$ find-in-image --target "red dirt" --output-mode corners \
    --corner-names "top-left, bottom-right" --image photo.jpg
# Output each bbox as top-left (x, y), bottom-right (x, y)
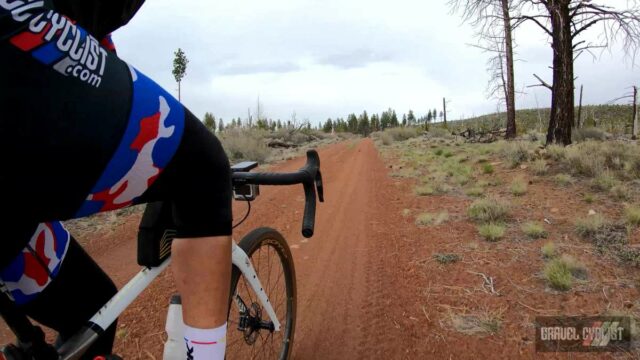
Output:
top-left (2, 138), bottom-right (639, 359)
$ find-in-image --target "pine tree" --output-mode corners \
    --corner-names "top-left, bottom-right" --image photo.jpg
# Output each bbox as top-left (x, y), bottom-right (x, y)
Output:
top-left (218, 119), bottom-right (224, 133)
top-left (407, 110), bottom-right (416, 126)
top-left (322, 118), bottom-right (333, 133)
top-left (402, 114), bottom-right (407, 127)
top-left (203, 112), bottom-right (216, 133)
top-left (390, 110), bottom-right (399, 127)
top-left (172, 48), bottom-right (189, 101)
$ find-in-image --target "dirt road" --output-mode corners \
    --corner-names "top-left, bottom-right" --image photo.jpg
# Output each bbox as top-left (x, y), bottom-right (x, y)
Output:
top-left (102, 138), bottom-right (419, 359)
top-left (1, 138), bottom-right (418, 359)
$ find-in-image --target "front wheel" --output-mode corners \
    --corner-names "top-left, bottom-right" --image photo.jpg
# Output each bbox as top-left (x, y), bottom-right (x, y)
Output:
top-left (227, 228), bottom-right (296, 360)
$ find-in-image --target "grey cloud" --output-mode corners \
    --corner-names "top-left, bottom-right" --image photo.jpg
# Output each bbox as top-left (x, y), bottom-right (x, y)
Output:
top-left (319, 48), bottom-right (393, 69)
top-left (217, 61), bottom-right (301, 75)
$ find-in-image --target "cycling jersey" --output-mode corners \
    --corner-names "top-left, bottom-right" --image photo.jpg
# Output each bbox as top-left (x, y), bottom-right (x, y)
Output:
top-left (0, 2), bottom-right (232, 356)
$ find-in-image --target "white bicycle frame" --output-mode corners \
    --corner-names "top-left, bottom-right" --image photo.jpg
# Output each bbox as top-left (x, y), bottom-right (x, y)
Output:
top-left (58, 241), bottom-right (280, 360)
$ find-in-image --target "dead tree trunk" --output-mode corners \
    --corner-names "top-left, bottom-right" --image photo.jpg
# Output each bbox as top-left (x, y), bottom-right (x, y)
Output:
top-left (546, 0), bottom-right (575, 145)
top-left (633, 86), bottom-right (638, 140)
top-left (501, 0), bottom-right (517, 139)
top-left (577, 84), bottom-right (583, 129)
top-left (443, 97), bottom-right (448, 127)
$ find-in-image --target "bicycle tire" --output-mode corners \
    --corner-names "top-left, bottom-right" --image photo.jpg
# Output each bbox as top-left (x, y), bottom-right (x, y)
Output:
top-left (227, 227), bottom-right (296, 360)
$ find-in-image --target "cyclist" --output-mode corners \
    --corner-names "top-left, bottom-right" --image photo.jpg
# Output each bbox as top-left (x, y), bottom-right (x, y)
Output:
top-left (1, 1), bottom-right (232, 359)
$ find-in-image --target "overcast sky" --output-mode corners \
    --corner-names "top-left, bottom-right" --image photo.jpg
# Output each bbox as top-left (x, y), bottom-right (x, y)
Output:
top-left (113, 0), bottom-right (640, 125)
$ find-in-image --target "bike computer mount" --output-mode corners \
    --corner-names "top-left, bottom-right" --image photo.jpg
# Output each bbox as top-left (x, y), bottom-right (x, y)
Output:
top-left (231, 161), bottom-right (260, 201)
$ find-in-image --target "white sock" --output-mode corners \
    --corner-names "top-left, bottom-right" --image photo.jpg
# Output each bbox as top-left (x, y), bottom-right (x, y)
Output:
top-left (183, 323), bottom-right (227, 360)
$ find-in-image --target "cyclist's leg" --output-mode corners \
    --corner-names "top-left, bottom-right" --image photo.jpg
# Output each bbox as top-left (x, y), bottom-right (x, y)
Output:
top-left (0, 222), bottom-right (118, 359)
top-left (138, 113), bottom-right (233, 359)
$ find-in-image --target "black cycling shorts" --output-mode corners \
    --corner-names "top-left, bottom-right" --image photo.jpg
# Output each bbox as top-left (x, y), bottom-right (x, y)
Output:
top-left (0, 2), bottom-right (232, 272)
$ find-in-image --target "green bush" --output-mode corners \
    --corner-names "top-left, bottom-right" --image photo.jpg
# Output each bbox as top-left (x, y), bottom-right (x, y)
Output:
top-left (468, 198), bottom-right (510, 223)
top-left (554, 174), bottom-right (575, 187)
top-left (510, 178), bottom-right (528, 196)
top-left (385, 127), bottom-right (420, 142)
top-left (482, 163), bottom-right (494, 174)
top-left (541, 242), bottom-right (556, 258)
top-left (610, 185), bottom-right (631, 201)
top-left (478, 223), bottom-right (506, 242)
top-left (575, 214), bottom-right (608, 239)
top-left (522, 222), bottom-right (548, 239)
top-left (573, 127), bottom-right (608, 142)
top-left (591, 171), bottom-right (617, 192)
top-left (625, 206), bottom-right (640, 227)
top-left (544, 258), bottom-right (574, 291)
top-left (531, 160), bottom-right (548, 175)
top-left (220, 128), bottom-right (271, 163)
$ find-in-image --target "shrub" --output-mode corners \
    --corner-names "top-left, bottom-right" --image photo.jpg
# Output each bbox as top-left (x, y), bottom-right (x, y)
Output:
top-left (428, 127), bottom-right (452, 139)
top-left (625, 206), bottom-right (640, 227)
top-left (385, 127), bottom-right (420, 142)
top-left (478, 223), bottom-right (506, 242)
top-left (433, 253), bottom-right (460, 264)
top-left (482, 163), bottom-right (494, 174)
top-left (546, 145), bottom-right (566, 161)
top-left (610, 185), bottom-right (631, 201)
top-left (510, 178), bottom-right (528, 196)
top-left (415, 211), bottom-right (450, 226)
top-left (541, 242), bottom-right (556, 258)
top-left (575, 214), bottom-right (608, 239)
top-left (554, 174), bottom-right (575, 187)
top-left (468, 198), bottom-right (510, 223)
top-left (531, 160), bottom-right (548, 175)
top-left (435, 149), bottom-right (444, 156)
top-left (564, 144), bottom-right (604, 177)
top-left (500, 141), bottom-right (533, 168)
top-left (220, 129), bottom-right (270, 163)
top-left (560, 254), bottom-right (588, 280)
top-left (583, 194), bottom-right (595, 203)
top-left (591, 171), bottom-right (617, 192)
top-left (522, 222), bottom-right (548, 239)
top-left (443, 151), bottom-right (454, 158)
top-left (465, 186), bottom-right (485, 197)
top-left (573, 127), bottom-right (607, 142)
top-left (415, 185), bottom-right (435, 196)
top-left (380, 132), bottom-right (393, 145)
top-left (544, 258), bottom-right (574, 291)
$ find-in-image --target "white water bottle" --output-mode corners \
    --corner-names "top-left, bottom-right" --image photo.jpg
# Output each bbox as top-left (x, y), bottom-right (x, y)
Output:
top-left (163, 294), bottom-right (185, 360)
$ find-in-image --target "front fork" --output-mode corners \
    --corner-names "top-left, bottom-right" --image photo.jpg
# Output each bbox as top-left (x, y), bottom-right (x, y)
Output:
top-left (231, 243), bottom-right (281, 332)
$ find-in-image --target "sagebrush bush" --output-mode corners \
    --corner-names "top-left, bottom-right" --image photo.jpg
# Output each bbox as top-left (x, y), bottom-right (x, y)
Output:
top-left (465, 186), bottom-right (485, 197)
top-left (575, 214), bottom-right (608, 239)
top-left (531, 160), bottom-right (548, 175)
top-left (546, 145), bottom-right (566, 161)
top-left (541, 242), bottom-right (556, 258)
top-left (510, 178), bottom-right (528, 196)
top-left (625, 206), bottom-right (640, 227)
top-left (610, 185), bottom-right (631, 201)
top-left (522, 222), bottom-right (548, 239)
top-left (500, 141), bottom-right (533, 168)
top-left (380, 132), bottom-right (393, 145)
top-left (572, 127), bottom-right (608, 142)
top-left (468, 198), bottom-right (509, 223)
top-left (554, 174), bottom-right (575, 187)
top-left (591, 171), bottom-right (617, 192)
top-left (220, 129), bottom-right (270, 163)
top-left (478, 223), bottom-right (506, 242)
top-left (385, 127), bottom-right (420, 142)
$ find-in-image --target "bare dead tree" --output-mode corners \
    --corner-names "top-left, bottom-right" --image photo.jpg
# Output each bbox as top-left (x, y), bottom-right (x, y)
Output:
top-left (450, 0), bottom-right (518, 139)
top-left (515, 0), bottom-right (640, 145)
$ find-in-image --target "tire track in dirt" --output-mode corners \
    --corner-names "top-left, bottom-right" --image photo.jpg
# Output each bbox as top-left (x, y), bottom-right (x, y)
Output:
top-left (0, 138), bottom-right (410, 359)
